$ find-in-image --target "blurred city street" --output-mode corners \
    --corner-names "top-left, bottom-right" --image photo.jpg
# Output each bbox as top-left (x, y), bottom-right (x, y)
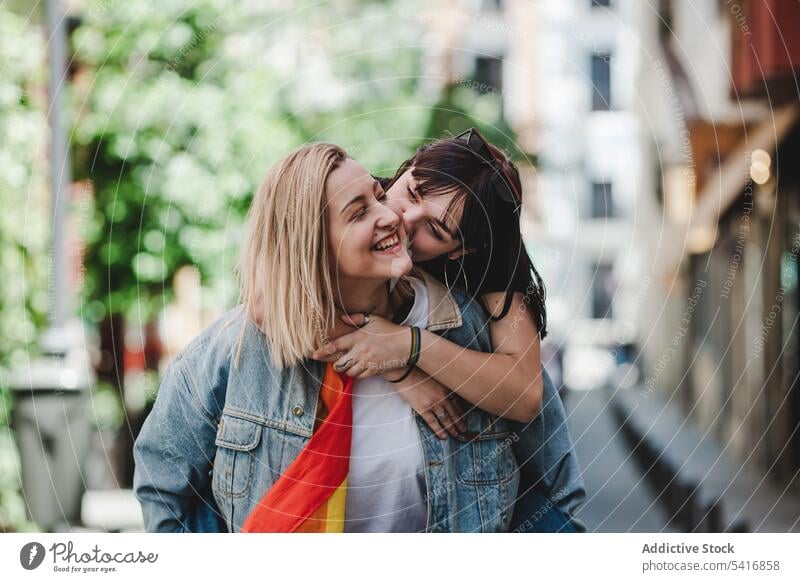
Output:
top-left (567, 389), bottom-right (675, 533)
top-left (3, 0), bottom-right (800, 535)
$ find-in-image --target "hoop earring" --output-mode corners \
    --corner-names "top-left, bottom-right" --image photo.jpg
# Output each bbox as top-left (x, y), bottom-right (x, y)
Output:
top-left (444, 255), bottom-right (469, 297)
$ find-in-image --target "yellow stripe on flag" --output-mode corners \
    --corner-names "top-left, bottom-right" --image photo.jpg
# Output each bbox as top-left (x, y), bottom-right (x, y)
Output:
top-left (324, 478), bottom-right (348, 533)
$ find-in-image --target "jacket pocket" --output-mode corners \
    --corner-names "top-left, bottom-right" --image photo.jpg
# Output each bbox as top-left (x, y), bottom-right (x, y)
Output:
top-left (454, 428), bottom-right (518, 486)
top-left (212, 413), bottom-right (262, 499)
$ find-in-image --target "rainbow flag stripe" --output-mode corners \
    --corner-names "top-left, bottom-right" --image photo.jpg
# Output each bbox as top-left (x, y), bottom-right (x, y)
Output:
top-left (242, 364), bottom-right (352, 533)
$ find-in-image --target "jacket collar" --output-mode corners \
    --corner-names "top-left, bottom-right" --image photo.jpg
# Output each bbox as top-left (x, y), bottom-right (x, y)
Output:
top-left (412, 267), bottom-right (463, 332)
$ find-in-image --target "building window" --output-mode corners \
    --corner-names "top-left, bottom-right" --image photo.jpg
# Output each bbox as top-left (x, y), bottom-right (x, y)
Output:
top-left (473, 56), bottom-right (504, 93)
top-left (591, 0), bottom-right (611, 7)
top-left (591, 263), bottom-right (614, 319)
top-left (481, 0), bottom-right (504, 11)
top-left (591, 53), bottom-right (612, 111)
top-left (657, 0), bottom-right (674, 41)
top-left (591, 182), bottom-right (615, 218)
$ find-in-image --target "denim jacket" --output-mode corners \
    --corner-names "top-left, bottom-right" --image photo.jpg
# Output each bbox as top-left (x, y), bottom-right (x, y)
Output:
top-left (428, 271), bottom-right (586, 532)
top-left (133, 270), bottom-right (584, 532)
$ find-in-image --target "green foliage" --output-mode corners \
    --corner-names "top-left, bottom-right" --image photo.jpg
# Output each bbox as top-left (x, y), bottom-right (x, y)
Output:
top-left (88, 381), bottom-right (124, 431)
top-left (0, 427), bottom-right (30, 532)
top-left (73, 0), bottom-right (261, 321)
top-left (0, 8), bottom-right (49, 387)
top-left (72, 0), bottom-right (429, 321)
top-left (422, 82), bottom-right (524, 160)
top-left (0, 5), bottom-right (48, 532)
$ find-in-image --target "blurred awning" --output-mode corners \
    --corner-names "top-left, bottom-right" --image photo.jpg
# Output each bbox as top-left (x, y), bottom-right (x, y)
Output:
top-left (687, 103), bottom-right (800, 253)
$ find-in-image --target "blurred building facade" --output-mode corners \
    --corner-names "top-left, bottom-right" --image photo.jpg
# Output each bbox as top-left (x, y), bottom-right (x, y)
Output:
top-left (415, 0), bottom-right (652, 391)
top-left (423, 0), bottom-right (800, 490)
top-left (637, 0), bottom-right (800, 483)
top-left (529, 0), bottom-right (649, 391)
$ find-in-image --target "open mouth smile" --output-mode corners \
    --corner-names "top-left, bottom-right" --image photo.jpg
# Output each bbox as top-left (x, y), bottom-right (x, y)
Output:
top-left (371, 233), bottom-right (401, 254)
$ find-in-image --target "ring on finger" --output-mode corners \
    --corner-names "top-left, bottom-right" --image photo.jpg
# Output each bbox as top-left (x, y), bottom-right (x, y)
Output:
top-left (334, 358), bottom-right (354, 372)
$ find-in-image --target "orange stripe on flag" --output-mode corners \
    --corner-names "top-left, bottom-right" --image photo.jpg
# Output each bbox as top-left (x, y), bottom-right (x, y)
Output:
top-left (242, 364), bottom-right (352, 533)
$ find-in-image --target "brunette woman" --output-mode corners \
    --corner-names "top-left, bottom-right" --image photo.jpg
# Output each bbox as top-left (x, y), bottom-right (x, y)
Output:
top-left (313, 129), bottom-right (585, 532)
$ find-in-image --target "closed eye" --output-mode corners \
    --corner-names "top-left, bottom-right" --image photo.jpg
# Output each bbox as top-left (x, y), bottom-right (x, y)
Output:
top-left (428, 221), bottom-right (444, 241)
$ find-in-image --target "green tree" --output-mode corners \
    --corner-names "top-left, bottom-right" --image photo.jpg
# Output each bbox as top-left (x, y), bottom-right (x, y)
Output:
top-left (71, 0), bottom-right (430, 485)
top-left (72, 0), bottom-right (428, 323)
top-left (71, 0), bottom-right (283, 323)
top-left (0, 5), bottom-right (49, 532)
top-left (423, 82), bottom-right (526, 160)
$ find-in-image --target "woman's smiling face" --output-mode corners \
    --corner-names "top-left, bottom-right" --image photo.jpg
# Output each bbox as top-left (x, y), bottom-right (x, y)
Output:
top-left (384, 168), bottom-right (464, 262)
top-left (326, 157), bottom-right (412, 281)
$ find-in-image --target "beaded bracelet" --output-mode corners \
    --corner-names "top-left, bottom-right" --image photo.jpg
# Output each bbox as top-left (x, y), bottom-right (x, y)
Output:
top-left (408, 326), bottom-right (421, 367)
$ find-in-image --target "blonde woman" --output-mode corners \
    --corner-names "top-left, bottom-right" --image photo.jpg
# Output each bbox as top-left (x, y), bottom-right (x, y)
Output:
top-left (133, 143), bottom-right (523, 532)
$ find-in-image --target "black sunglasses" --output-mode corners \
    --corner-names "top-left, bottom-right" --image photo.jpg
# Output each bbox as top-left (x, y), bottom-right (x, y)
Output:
top-left (453, 128), bottom-right (521, 213)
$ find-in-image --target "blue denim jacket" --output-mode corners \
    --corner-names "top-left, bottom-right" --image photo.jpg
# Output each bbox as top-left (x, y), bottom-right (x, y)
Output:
top-left (133, 270), bottom-right (584, 532)
top-left (434, 273), bottom-right (586, 532)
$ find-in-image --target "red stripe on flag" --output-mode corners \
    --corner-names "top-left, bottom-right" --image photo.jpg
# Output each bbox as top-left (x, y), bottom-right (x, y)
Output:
top-left (242, 367), bottom-right (352, 532)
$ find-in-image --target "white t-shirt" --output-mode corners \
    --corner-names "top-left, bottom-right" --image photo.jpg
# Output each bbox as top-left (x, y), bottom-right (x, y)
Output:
top-left (343, 277), bottom-right (429, 533)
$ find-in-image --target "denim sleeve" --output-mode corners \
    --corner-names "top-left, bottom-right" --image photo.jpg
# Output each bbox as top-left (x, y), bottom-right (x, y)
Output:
top-left (511, 368), bottom-right (587, 532)
top-left (133, 355), bottom-right (221, 532)
top-left (442, 288), bottom-right (587, 530)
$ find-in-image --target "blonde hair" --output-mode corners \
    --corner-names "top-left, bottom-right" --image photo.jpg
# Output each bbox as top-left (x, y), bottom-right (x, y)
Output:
top-left (236, 143), bottom-right (346, 369)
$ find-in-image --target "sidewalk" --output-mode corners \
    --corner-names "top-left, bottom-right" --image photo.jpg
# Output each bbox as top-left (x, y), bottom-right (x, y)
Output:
top-left (610, 386), bottom-right (800, 532)
top-left (565, 388), bottom-right (675, 532)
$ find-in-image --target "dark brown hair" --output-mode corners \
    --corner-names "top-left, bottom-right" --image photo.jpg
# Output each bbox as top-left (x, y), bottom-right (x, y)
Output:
top-left (387, 135), bottom-right (547, 337)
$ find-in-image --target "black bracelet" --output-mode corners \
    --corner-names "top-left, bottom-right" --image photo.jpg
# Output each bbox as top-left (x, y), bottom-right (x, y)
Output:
top-left (388, 327), bottom-right (421, 384)
top-left (388, 365), bottom-right (413, 383)
top-left (408, 326), bottom-right (421, 367)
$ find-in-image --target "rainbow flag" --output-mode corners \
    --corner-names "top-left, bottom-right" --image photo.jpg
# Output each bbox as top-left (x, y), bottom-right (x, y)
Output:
top-left (242, 364), bottom-right (353, 533)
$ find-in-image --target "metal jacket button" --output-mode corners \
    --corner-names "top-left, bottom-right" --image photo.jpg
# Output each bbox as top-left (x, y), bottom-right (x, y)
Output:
top-left (292, 405), bottom-right (304, 417)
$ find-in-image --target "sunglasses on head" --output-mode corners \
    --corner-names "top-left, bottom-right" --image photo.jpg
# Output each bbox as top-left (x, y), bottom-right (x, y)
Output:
top-left (453, 128), bottom-right (521, 213)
